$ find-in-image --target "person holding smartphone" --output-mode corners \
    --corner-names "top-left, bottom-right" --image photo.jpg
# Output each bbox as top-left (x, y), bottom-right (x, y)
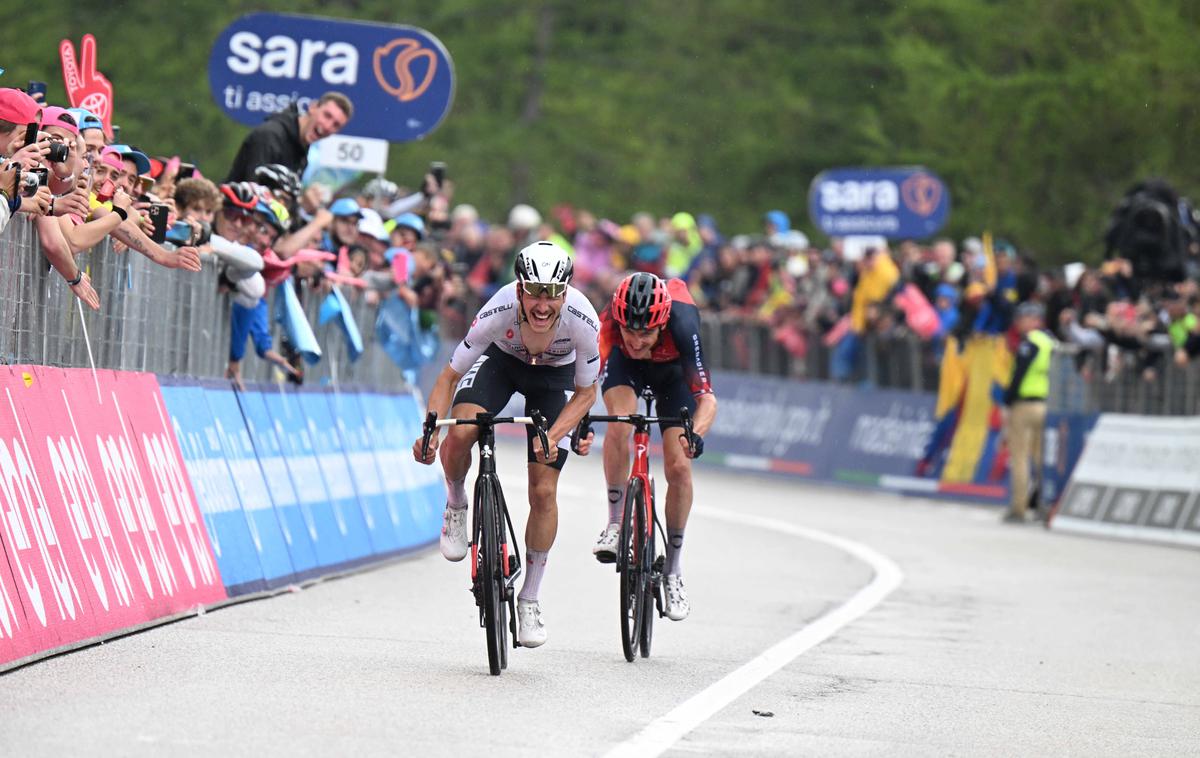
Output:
top-left (17, 105), bottom-right (105, 311)
top-left (0, 88), bottom-right (52, 170)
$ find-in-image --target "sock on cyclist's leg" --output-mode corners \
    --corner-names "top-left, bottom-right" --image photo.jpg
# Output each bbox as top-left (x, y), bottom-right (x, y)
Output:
top-left (518, 550), bottom-right (549, 602)
top-left (446, 476), bottom-right (467, 510)
top-left (665, 528), bottom-right (685, 576)
top-left (606, 484), bottom-right (625, 525)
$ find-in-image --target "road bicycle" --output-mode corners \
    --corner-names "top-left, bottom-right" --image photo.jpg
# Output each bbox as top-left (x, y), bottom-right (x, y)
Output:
top-left (572, 391), bottom-right (697, 661)
top-left (422, 410), bottom-right (549, 676)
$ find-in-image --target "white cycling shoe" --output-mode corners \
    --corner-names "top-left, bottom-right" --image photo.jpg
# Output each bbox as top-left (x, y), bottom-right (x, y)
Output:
top-left (517, 599), bottom-right (547, 647)
top-left (439, 506), bottom-right (469, 562)
top-left (592, 523), bottom-right (620, 564)
top-left (664, 575), bottom-right (690, 621)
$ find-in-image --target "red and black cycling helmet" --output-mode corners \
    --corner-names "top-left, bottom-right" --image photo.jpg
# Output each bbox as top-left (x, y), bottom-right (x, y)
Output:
top-left (219, 181), bottom-right (258, 212)
top-left (612, 272), bottom-right (672, 330)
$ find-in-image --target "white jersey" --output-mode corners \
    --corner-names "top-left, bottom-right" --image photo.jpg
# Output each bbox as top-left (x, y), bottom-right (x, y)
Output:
top-left (450, 282), bottom-right (602, 388)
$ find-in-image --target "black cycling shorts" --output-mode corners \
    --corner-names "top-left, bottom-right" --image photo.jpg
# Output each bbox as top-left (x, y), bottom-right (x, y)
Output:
top-left (452, 344), bottom-right (573, 470)
top-left (600, 346), bottom-right (696, 430)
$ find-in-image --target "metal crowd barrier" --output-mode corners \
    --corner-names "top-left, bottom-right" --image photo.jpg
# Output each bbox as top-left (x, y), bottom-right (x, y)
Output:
top-left (698, 314), bottom-right (939, 392)
top-left (1048, 343), bottom-right (1200, 416)
top-left (0, 216), bottom-right (408, 389)
top-left (5, 216), bottom-right (1194, 413)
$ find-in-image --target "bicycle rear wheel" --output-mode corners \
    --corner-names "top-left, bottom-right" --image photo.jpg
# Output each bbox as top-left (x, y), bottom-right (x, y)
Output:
top-left (618, 478), bottom-right (646, 662)
top-left (478, 478), bottom-right (505, 675)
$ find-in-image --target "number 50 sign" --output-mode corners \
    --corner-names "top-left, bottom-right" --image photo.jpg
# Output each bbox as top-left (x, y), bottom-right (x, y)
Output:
top-left (315, 134), bottom-right (390, 174)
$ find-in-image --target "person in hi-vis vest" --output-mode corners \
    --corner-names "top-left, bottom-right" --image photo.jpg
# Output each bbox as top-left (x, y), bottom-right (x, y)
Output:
top-left (1003, 301), bottom-right (1056, 523)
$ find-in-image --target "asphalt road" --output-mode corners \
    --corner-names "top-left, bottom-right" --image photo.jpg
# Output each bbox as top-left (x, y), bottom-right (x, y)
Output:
top-left (2, 438), bottom-right (1197, 757)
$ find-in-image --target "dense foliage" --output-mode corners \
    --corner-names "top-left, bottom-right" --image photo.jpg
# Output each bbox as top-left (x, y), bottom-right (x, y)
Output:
top-left (4, 0), bottom-right (1197, 261)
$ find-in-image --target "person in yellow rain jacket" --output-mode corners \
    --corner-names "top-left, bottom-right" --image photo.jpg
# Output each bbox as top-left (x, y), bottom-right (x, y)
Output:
top-left (832, 244), bottom-right (901, 381)
top-left (850, 246), bottom-right (901, 332)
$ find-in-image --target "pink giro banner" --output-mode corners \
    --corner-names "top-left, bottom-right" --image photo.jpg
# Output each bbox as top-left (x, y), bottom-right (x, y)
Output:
top-left (0, 366), bottom-right (224, 666)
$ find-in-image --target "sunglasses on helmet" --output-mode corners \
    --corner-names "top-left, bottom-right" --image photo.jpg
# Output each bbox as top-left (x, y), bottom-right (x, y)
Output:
top-left (521, 281), bottom-right (567, 298)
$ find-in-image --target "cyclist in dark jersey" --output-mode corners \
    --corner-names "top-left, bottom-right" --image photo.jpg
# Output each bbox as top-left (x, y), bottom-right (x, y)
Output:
top-left (574, 272), bottom-right (717, 621)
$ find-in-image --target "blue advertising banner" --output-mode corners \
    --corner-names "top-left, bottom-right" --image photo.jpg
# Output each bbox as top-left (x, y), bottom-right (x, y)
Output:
top-left (1043, 411), bottom-right (1099, 505)
top-left (327, 390), bottom-right (407, 553)
top-left (236, 388), bottom-right (320, 577)
top-left (704, 373), bottom-right (843, 478)
top-left (208, 13), bottom-right (455, 143)
top-left (808, 167), bottom-right (950, 239)
top-left (202, 387), bottom-right (296, 589)
top-left (295, 392), bottom-right (376, 560)
top-left (370, 392), bottom-right (443, 537)
top-left (358, 393), bottom-right (429, 540)
top-left (823, 388), bottom-right (938, 483)
top-left (262, 389), bottom-right (349, 569)
top-left (160, 385), bottom-right (266, 594)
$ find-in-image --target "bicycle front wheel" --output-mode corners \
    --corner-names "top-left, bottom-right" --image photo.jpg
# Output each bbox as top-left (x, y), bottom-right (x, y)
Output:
top-left (638, 500), bottom-right (657, 659)
top-left (618, 478), bottom-right (646, 662)
top-left (478, 477), bottom-right (505, 675)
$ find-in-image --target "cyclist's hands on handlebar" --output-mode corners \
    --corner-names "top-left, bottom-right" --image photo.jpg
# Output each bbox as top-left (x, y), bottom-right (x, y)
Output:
top-left (570, 415), bottom-right (594, 456)
top-left (678, 430), bottom-right (704, 459)
top-left (677, 406), bottom-right (704, 459)
top-left (530, 410), bottom-right (558, 464)
top-left (414, 411), bottom-right (440, 464)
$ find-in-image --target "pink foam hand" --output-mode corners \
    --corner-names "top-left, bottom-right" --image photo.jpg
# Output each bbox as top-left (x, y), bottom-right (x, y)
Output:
top-left (261, 249), bottom-right (289, 271)
top-left (293, 249), bottom-right (338, 264)
top-left (59, 35), bottom-right (114, 138)
top-left (324, 272), bottom-right (367, 288)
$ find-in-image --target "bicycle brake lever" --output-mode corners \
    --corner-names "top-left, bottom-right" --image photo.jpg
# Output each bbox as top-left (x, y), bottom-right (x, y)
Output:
top-left (679, 407), bottom-right (697, 457)
top-left (421, 411), bottom-right (438, 460)
top-left (530, 409), bottom-right (550, 459)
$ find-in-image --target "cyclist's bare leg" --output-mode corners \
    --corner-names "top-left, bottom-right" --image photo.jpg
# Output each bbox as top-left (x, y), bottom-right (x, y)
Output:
top-left (662, 426), bottom-right (693, 576)
top-left (439, 402), bottom-right (484, 506)
top-left (662, 426), bottom-right (694, 529)
top-left (519, 462), bottom-right (560, 602)
top-left (602, 386), bottom-right (638, 523)
top-left (525, 462), bottom-right (560, 551)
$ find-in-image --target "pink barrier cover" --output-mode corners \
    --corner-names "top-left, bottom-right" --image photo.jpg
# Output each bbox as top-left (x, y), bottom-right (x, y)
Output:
top-left (0, 366), bottom-right (225, 666)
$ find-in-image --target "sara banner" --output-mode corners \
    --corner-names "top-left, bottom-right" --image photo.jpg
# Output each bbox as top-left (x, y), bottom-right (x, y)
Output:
top-left (208, 13), bottom-right (455, 143)
top-left (809, 167), bottom-right (950, 239)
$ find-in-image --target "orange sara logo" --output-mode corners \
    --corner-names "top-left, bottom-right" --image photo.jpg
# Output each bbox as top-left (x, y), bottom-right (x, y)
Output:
top-left (901, 172), bottom-right (943, 217)
top-left (373, 38), bottom-right (437, 102)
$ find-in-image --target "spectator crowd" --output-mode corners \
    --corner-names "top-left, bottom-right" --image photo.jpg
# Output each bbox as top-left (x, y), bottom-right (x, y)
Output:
top-left (2, 82), bottom-right (1198, 393)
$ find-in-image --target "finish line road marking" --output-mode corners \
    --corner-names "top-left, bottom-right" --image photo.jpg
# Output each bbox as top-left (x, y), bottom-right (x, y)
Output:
top-left (603, 506), bottom-right (904, 758)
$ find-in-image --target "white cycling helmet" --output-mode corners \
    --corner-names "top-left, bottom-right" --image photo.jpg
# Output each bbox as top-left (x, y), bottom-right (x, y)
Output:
top-left (508, 203), bottom-right (543, 230)
top-left (514, 240), bottom-right (573, 287)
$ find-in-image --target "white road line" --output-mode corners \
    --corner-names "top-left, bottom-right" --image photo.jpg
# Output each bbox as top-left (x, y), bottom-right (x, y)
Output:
top-left (603, 506), bottom-right (904, 758)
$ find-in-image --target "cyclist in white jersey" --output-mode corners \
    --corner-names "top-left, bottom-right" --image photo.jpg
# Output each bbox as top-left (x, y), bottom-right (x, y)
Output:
top-left (413, 240), bottom-right (600, 647)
